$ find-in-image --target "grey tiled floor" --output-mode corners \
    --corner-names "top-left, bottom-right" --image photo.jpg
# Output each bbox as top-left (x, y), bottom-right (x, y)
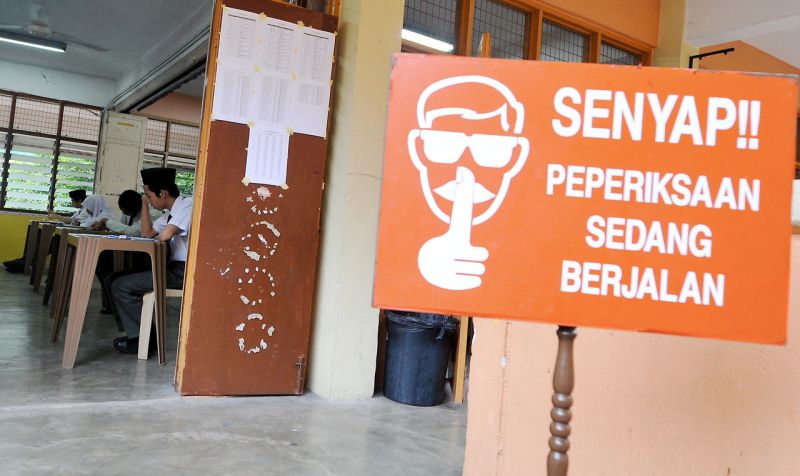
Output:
top-left (0, 269), bottom-right (466, 475)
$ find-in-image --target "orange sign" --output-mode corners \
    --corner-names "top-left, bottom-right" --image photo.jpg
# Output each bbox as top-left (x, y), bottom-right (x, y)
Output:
top-left (373, 54), bottom-right (798, 344)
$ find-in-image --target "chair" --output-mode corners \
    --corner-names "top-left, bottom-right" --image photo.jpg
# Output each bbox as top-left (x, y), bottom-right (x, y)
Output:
top-left (138, 288), bottom-right (183, 360)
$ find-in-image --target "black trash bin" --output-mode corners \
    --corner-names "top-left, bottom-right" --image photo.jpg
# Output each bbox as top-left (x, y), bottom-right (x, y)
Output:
top-left (383, 310), bottom-right (458, 406)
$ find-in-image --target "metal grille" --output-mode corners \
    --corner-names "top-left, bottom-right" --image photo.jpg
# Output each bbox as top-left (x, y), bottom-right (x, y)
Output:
top-left (61, 105), bottom-right (101, 141)
top-left (403, 0), bottom-right (459, 47)
top-left (53, 141), bottom-right (96, 212)
top-left (13, 97), bottom-right (60, 135)
top-left (601, 42), bottom-right (641, 65)
top-left (472, 0), bottom-right (528, 59)
top-left (540, 20), bottom-right (588, 63)
top-left (168, 123), bottom-right (200, 156)
top-left (0, 93), bottom-right (11, 129)
top-left (145, 119), bottom-right (168, 151)
top-left (3, 134), bottom-right (55, 211)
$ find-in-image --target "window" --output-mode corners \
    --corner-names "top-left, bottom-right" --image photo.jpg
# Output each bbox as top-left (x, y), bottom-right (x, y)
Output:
top-left (540, 20), bottom-right (588, 63)
top-left (601, 41), bottom-right (642, 65)
top-left (141, 117), bottom-right (199, 196)
top-left (472, 0), bottom-right (529, 59)
top-left (403, 0), bottom-right (460, 53)
top-left (0, 91), bottom-right (100, 212)
top-left (402, 1), bottom-right (650, 64)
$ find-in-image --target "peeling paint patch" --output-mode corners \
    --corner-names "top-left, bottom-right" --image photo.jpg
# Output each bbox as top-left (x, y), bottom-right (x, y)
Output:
top-left (247, 278), bottom-right (253, 284)
top-left (247, 313), bottom-right (263, 320)
top-left (250, 205), bottom-right (257, 213)
top-left (245, 268), bottom-right (250, 273)
top-left (246, 196), bottom-right (253, 202)
top-left (270, 291), bottom-right (275, 297)
top-left (235, 323), bottom-right (245, 331)
top-left (244, 250), bottom-right (261, 261)
top-left (240, 295), bottom-right (250, 304)
top-left (256, 186), bottom-right (271, 200)
top-left (242, 177), bottom-right (251, 186)
top-left (220, 267), bottom-right (230, 276)
top-left (238, 338), bottom-right (245, 351)
top-left (254, 221), bottom-right (281, 237)
top-left (259, 339), bottom-right (268, 350)
top-left (268, 326), bottom-right (275, 336)
top-left (257, 234), bottom-right (269, 246)
top-left (280, 183), bottom-right (289, 190)
top-left (238, 278), bottom-right (242, 284)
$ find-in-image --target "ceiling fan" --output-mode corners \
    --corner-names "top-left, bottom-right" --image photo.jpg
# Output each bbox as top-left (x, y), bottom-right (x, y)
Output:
top-left (0, 0), bottom-right (108, 52)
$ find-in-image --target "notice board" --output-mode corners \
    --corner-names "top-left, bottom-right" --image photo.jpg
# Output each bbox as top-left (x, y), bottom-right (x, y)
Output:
top-left (177, 0), bottom-right (337, 395)
top-left (374, 54), bottom-right (798, 345)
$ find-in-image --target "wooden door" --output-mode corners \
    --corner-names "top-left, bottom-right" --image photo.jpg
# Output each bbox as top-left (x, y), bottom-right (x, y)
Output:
top-left (176, 0), bottom-right (337, 395)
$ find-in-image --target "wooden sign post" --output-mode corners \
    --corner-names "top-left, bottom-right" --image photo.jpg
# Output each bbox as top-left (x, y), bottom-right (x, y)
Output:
top-left (373, 54), bottom-right (797, 473)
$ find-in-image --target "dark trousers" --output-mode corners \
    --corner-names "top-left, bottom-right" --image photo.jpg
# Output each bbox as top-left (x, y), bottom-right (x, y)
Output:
top-left (106, 261), bottom-right (185, 338)
top-left (97, 251), bottom-right (152, 330)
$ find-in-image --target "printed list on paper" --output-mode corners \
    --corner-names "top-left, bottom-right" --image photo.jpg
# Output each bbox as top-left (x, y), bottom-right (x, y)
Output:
top-left (211, 7), bottom-right (335, 138)
top-left (246, 125), bottom-right (290, 186)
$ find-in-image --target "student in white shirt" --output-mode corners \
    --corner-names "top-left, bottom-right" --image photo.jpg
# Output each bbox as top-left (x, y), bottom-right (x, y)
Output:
top-left (91, 190), bottom-right (163, 235)
top-left (107, 168), bottom-right (194, 354)
top-left (93, 190), bottom-right (163, 315)
top-left (47, 189), bottom-right (87, 224)
top-left (73, 195), bottom-right (115, 228)
top-left (6, 189), bottom-right (86, 273)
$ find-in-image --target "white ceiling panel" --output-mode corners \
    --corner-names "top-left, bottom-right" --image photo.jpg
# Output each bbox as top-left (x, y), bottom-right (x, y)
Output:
top-left (0, 0), bottom-right (211, 79)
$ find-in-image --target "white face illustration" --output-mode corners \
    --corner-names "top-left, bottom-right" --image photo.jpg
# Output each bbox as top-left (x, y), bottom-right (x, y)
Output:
top-left (408, 76), bottom-right (530, 226)
top-left (409, 76), bottom-right (530, 291)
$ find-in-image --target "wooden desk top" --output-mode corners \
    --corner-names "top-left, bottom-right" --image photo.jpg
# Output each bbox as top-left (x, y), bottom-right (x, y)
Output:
top-left (65, 234), bottom-right (161, 252)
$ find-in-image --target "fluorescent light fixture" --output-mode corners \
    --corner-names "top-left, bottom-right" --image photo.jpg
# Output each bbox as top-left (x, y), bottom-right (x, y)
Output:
top-left (0, 32), bottom-right (66, 53)
top-left (401, 29), bottom-right (454, 53)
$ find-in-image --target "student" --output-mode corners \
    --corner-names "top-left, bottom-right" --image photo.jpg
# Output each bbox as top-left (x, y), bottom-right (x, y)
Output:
top-left (90, 190), bottom-right (163, 235)
top-left (106, 168), bottom-right (193, 354)
top-left (73, 195), bottom-right (115, 228)
top-left (47, 189), bottom-right (87, 225)
top-left (93, 190), bottom-right (163, 315)
top-left (4, 189), bottom-right (87, 273)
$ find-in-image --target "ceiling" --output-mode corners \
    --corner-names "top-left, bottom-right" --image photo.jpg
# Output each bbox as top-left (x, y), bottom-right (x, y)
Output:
top-left (0, 0), bottom-right (211, 81)
top-left (685, 0), bottom-right (800, 68)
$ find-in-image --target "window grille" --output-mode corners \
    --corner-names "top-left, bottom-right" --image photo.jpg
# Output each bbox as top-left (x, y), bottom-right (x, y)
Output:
top-left (601, 41), bottom-right (642, 65)
top-left (403, 0), bottom-right (460, 50)
top-left (142, 117), bottom-right (199, 195)
top-left (168, 123), bottom-right (200, 157)
top-left (0, 93), bottom-right (11, 129)
top-left (13, 98), bottom-right (60, 135)
top-left (472, 0), bottom-right (528, 59)
top-left (145, 119), bottom-right (168, 151)
top-left (61, 105), bottom-right (101, 141)
top-left (540, 20), bottom-right (588, 63)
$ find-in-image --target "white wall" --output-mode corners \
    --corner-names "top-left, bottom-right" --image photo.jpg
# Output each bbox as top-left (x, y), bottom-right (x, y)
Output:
top-left (0, 60), bottom-right (115, 106)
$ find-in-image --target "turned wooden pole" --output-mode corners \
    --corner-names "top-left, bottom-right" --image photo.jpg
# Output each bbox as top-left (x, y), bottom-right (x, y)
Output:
top-left (547, 326), bottom-right (576, 476)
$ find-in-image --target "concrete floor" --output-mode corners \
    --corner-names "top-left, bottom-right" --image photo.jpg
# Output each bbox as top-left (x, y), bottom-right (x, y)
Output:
top-left (0, 269), bottom-right (466, 475)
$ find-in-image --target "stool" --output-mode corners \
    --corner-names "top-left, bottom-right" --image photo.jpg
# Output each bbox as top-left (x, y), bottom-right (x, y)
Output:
top-left (138, 288), bottom-right (183, 360)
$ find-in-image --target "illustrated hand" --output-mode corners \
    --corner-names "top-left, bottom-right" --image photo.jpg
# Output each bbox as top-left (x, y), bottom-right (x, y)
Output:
top-left (417, 167), bottom-right (489, 291)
